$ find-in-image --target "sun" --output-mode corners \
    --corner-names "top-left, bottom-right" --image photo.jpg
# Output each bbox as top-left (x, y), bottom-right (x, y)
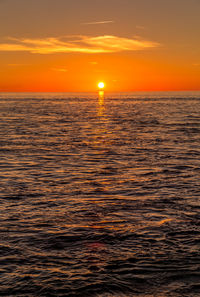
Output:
top-left (98, 82), bottom-right (105, 89)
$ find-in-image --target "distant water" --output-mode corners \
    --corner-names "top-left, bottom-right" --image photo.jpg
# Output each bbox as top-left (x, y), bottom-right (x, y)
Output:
top-left (1, 91), bottom-right (200, 297)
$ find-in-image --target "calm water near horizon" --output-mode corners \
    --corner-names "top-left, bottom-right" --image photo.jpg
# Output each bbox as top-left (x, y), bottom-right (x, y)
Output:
top-left (0, 91), bottom-right (200, 296)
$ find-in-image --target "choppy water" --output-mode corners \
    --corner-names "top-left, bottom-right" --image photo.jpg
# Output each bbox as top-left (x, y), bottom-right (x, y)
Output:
top-left (0, 91), bottom-right (200, 297)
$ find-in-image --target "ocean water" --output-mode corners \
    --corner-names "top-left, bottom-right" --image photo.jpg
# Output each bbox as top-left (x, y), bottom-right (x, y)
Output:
top-left (0, 91), bottom-right (200, 297)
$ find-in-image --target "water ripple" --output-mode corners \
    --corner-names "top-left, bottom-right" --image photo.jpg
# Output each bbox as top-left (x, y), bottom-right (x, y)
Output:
top-left (0, 93), bottom-right (200, 296)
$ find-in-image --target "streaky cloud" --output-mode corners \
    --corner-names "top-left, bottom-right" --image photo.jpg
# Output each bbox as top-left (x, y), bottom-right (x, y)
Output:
top-left (82, 20), bottom-right (114, 25)
top-left (136, 25), bottom-right (145, 30)
top-left (51, 68), bottom-right (68, 72)
top-left (0, 35), bottom-right (160, 54)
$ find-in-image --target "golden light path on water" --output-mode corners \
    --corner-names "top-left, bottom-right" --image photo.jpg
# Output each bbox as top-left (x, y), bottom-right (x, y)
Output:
top-left (98, 90), bottom-right (105, 117)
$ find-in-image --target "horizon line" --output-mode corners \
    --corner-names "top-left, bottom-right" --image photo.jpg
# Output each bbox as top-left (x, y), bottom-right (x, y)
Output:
top-left (0, 90), bottom-right (200, 93)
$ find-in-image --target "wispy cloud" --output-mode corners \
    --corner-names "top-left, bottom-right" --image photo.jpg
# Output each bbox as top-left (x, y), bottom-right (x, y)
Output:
top-left (136, 25), bottom-right (145, 30)
top-left (51, 68), bottom-right (68, 72)
top-left (82, 20), bottom-right (114, 25)
top-left (0, 35), bottom-right (160, 54)
top-left (8, 63), bottom-right (26, 66)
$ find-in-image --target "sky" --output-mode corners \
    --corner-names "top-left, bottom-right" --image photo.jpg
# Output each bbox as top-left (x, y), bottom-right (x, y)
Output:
top-left (0, 0), bottom-right (199, 92)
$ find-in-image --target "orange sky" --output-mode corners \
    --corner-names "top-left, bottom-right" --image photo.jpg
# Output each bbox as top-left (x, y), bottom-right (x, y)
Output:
top-left (0, 0), bottom-right (199, 92)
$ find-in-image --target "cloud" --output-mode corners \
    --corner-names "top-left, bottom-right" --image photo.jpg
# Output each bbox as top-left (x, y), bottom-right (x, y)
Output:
top-left (82, 20), bottom-right (114, 25)
top-left (136, 25), bottom-right (145, 30)
top-left (52, 68), bottom-right (68, 72)
top-left (0, 35), bottom-right (160, 54)
top-left (8, 63), bottom-right (25, 66)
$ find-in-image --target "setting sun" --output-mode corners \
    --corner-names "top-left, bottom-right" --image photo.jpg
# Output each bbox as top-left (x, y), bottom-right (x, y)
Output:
top-left (98, 82), bottom-right (105, 89)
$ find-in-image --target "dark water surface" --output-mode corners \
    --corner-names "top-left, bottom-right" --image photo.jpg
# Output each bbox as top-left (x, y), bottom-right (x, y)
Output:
top-left (0, 92), bottom-right (200, 296)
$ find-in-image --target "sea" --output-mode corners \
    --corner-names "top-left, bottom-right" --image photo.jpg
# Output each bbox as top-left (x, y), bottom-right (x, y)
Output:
top-left (0, 91), bottom-right (200, 297)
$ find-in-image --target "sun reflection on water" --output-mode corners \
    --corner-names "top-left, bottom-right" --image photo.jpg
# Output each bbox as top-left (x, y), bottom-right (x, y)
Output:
top-left (98, 90), bottom-right (105, 117)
